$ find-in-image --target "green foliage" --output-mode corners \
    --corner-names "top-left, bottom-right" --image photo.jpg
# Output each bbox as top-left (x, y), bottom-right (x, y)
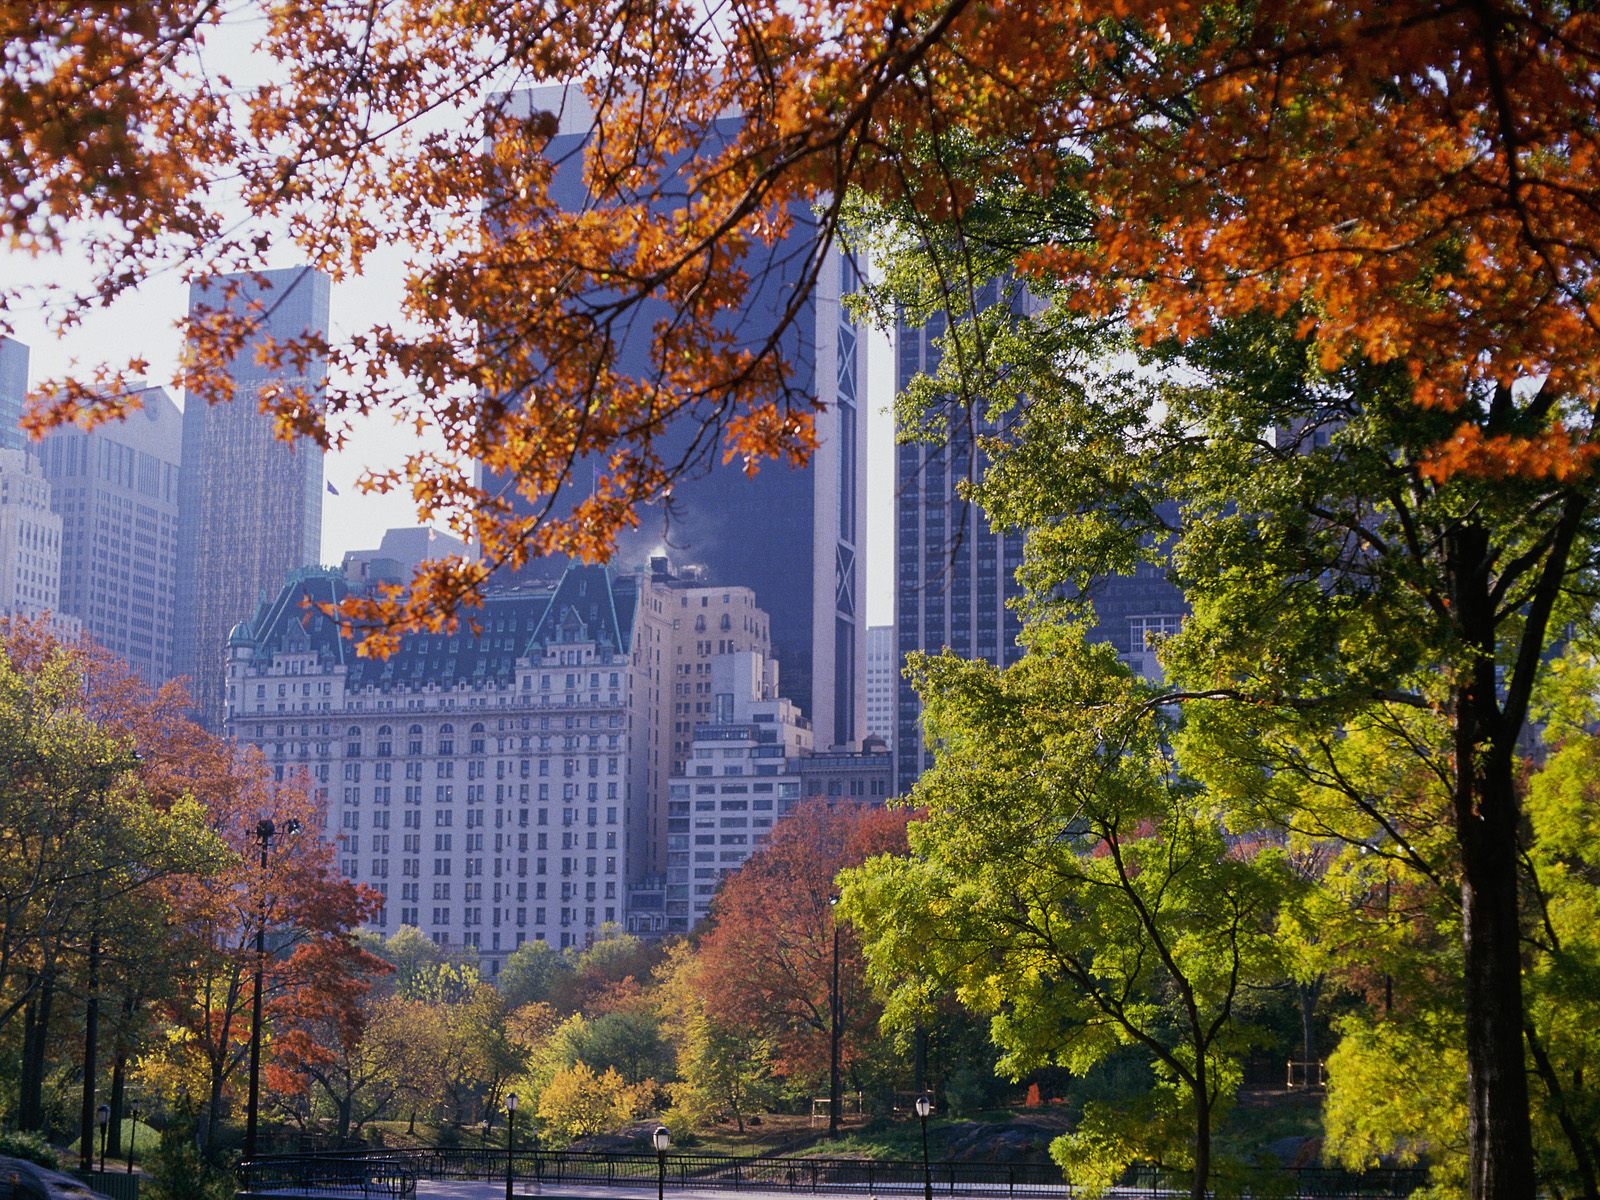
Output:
top-left (141, 1121), bottom-right (235, 1200)
top-left (499, 940), bottom-right (574, 1010)
top-left (0, 1129), bottom-right (58, 1169)
top-left (841, 625), bottom-right (1290, 1195)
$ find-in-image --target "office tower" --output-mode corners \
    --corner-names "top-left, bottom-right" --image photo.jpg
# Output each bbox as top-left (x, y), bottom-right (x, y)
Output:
top-left (174, 267), bottom-right (330, 728)
top-left (500, 85), bottom-right (868, 751)
top-left (864, 624), bottom-right (895, 749)
top-left (227, 562), bottom-right (654, 971)
top-left (38, 386), bottom-right (183, 685)
top-left (0, 448), bottom-right (64, 619)
top-left (893, 308), bottom-right (1188, 793)
top-left (0, 336), bottom-right (26, 451)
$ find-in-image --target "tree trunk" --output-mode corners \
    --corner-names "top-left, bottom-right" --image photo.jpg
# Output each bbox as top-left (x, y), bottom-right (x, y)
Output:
top-left (19, 976), bottom-right (46, 1131)
top-left (108, 1055), bottom-right (126, 1157)
top-left (1451, 529), bottom-right (1536, 1200)
top-left (1297, 977), bottom-right (1321, 1065)
top-left (1190, 1063), bottom-right (1211, 1200)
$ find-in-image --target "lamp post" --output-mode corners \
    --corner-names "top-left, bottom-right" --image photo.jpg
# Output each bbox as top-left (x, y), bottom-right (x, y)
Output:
top-left (652, 1125), bottom-right (671, 1200)
top-left (827, 894), bottom-right (842, 1138)
top-left (96, 1103), bottom-right (110, 1173)
top-left (915, 1094), bottom-right (932, 1200)
top-left (244, 816), bottom-right (302, 1162)
top-left (126, 1102), bottom-right (139, 1174)
top-left (505, 1093), bottom-right (518, 1200)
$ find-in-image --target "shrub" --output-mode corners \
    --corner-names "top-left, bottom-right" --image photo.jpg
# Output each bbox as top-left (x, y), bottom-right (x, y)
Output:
top-left (0, 1130), bottom-right (59, 1169)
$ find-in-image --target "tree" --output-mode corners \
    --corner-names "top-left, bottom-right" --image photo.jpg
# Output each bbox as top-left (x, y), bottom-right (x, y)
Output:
top-left (14, 7), bottom-right (1600, 1195)
top-left (695, 799), bottom-right (912, 1134)
top-left (535, 1063), bottom-right (652, 1144)
top-left (654, 943), bottom-right (777, 1134)
top-left (841, 627), bottom-right (1288, 1199)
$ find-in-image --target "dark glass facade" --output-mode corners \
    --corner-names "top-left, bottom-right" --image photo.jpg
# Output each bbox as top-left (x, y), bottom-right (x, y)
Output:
top-left (494, 86), bottom-right (866, 748)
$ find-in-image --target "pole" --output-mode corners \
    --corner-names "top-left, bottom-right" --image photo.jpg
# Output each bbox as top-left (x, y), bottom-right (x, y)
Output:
top-left (244, 824), bottom-right (272, 1161)
top-left (100, 1112), bottom-right (109, 1172)
top-left (829, 915), bottom-right (842, 1138)
top-left (920, 1105), bottom-right (932, 1200)
top-left (80, 929), bottom-right (99, 1170)
top-left (506, 1105), bottom-right (515, 1200)
top-left (657, 1146), bottom-right (666, 1200)
top-left (127, 1106), bottom-right (138, 1174)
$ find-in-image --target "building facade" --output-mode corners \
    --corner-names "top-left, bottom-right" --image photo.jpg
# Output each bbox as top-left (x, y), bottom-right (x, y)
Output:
top-left (0, 448), bottom-right (63, 620)
top-left (864, 625), bottom-right (895, 750)
top-left (501, 85), bottom-right (868, 752)
top-left (664, 651), bottom-right (811, 932)
top-left (893, 304), bottom-right (1189, 793)
top-left (175, 267), bottom-right (330, 728)
top-left (0, 336), bottom-right (26, 452)
top-left (37, 386), bottom-right (183, 685)
top-left (226, 563), bottom-right (654, 975)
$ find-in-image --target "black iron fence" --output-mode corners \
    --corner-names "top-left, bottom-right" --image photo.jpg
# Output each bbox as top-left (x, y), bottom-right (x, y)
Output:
top-left (235, 1153), bottom-right (417, 1198)
top-left (238, 1147), bottom-right (1427, 1200)
top-left (75, 1169), bottom-right (141, 1200)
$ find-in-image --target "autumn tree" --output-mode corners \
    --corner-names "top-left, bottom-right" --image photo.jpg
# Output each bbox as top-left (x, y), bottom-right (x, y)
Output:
top-left (694, 799), bottom-right (912, 1135)
top-left (12, 4), bottom-right (1600, 1194)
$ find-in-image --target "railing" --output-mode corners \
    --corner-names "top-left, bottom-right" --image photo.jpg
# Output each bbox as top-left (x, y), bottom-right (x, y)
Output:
top-left (235, 1154), bottom-right (417, 1198)
top-left (239, 1147), bottom-right (1428, 1199)
top-left (75, 1170), bottom-right (140, 1200)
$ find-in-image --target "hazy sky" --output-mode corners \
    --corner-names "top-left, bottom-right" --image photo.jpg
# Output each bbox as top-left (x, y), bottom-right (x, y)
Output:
top-left (3, 250), bottom-right (898, 628)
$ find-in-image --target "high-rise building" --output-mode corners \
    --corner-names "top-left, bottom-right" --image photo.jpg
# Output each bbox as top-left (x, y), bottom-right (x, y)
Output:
top-left (174, 267), bottom-right (330, 728)
top-left (37, 386), bottom-right (183, 685)
top-left (893, 308), bottom-right (1188, 793)
top-left (633, 556), bottom-right (774, 874)
top-left (499, 85), bottom-right (868, 751)
top-left (864, 625), bottom-right (896, 749)
top-left (664, 650), bottom-right (811, 931)
top-left (0, 336), bottom-right (26, 452)
top-left (0, 448), bottom-right (64, 620)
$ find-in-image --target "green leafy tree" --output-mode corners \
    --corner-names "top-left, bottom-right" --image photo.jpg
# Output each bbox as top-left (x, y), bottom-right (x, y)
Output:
top-left (841, 626), bottom-right (1288, 1199)
top-left (655, 943), bottom-right (777, 1133)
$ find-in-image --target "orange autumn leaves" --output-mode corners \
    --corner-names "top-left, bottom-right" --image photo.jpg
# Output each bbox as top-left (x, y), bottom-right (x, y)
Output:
top-left (6, 1), bottom-right (1600, 653)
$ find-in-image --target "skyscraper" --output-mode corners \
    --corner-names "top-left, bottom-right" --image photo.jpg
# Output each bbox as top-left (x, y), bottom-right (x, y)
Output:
top-left (0, 336), bottom-right (27, 451)
top-left (0, 448), bottom-right (63, 620)
top-left (38, 386), bottom-right (183, 685)
top-left (865, 624), bottom-right (896, 748)
top-left (893, 307), bottom-right (1188, 793)
top-left (174, 267), bottom-right (330, 728)
top-left (499, 85), bottom-right (868, 751)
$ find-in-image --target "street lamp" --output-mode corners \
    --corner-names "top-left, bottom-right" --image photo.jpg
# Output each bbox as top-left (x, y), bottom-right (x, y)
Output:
top-left (505, 1093), bottom-right (518, 1200)
top-left (915, 1095), bottom-right (932, 1200)
top-left (652, 1125), bottom-right (671, 1200)
top-left (244, 816), bottom-right (302, 1162)
top-left (96, 1103), bottom-right (110, 1173)
top-left (827, 894), bottom-right (842, 1138)
top-left (126, 1102), bottom-right (139, 1174)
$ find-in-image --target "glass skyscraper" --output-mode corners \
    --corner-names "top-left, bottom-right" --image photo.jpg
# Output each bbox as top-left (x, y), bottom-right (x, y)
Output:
top-left (173, 267), bottom-right (330, 728)
top-left (0, 336), bottom-right (28, 452)
top-left (497, 85), bottom-right (868, 750)
top-left (893, 306), bottom-right (1189, 794)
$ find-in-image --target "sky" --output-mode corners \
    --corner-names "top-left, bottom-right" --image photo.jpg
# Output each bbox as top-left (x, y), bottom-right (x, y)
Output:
top-left (3, 237), bottom-right (899, 630)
